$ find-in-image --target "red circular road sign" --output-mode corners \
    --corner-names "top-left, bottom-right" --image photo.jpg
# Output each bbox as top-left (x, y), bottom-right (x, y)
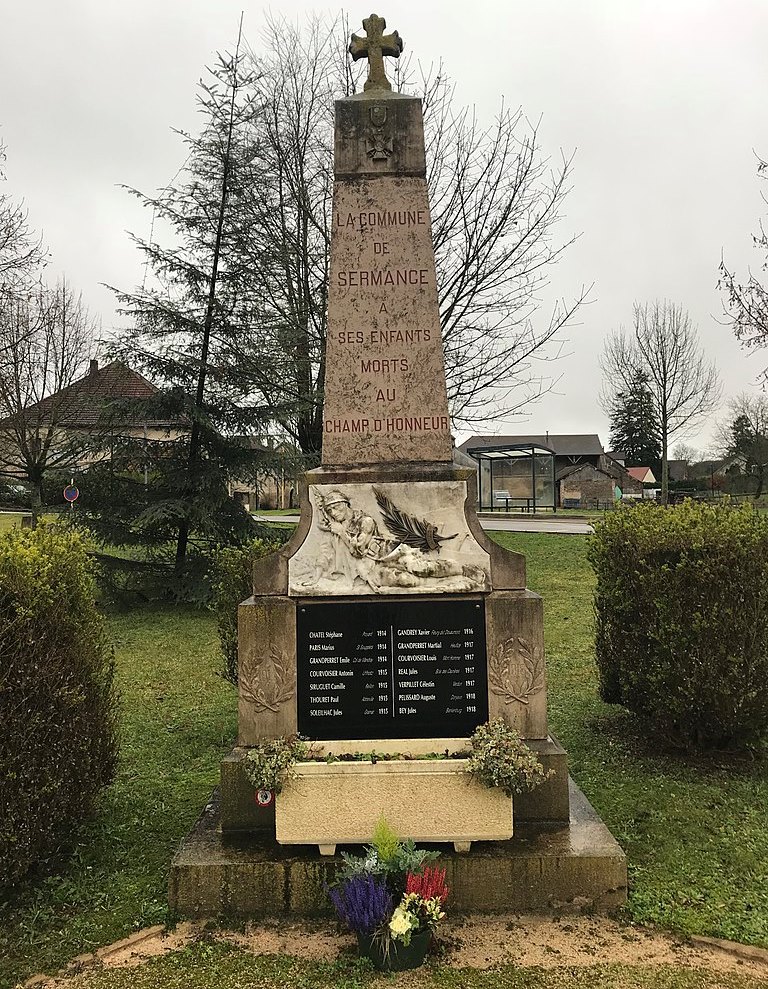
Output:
top-left (63, 485), bottom-right (80, 503)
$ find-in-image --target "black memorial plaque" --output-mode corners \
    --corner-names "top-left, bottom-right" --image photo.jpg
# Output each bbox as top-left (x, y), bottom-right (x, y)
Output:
top-left (296, 598), bottom-right (488, 740)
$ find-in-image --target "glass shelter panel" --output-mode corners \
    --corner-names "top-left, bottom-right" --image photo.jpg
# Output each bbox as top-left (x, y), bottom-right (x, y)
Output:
top-left (468, 445), bottom-right (555, 512)
top-left (533, 453), bottom-right (555, 510)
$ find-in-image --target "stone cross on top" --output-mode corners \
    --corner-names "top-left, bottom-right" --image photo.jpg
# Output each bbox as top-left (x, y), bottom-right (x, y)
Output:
top-left (349, 14), bottom-right (404, 93)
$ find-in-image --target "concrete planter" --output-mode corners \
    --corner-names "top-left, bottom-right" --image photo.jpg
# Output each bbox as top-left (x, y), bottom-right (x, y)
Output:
top-left (274, 759), bottom-right (513, 855)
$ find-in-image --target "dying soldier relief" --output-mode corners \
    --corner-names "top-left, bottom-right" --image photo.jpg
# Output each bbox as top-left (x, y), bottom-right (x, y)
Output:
top-left (289, 481), bottom-right (490, 596)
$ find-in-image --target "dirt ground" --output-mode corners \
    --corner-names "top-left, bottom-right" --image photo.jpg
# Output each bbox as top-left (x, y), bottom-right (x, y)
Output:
top-left (47, 914), bottom-right (768, 984)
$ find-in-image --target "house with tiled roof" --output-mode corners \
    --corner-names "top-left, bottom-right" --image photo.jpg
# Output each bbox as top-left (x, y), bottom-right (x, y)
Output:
top-left (626, 466), bottom-right (657, 484)
top-left (14, 359), bottom-right (177, 434)
top-left (0, 360), bottom-right (184, 500)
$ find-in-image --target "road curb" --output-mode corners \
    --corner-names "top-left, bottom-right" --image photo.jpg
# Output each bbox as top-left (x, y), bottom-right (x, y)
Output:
top-left (20, 925), bottom-right (167, 987)
top-left (690, 934), bottom-right (768, 965)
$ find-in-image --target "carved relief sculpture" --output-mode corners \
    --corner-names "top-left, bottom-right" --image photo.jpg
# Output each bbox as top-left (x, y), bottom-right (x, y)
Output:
top-left (289, 481), bottom-right (490, 596)
top-left (488, 637), bottom-right (546, 706)
top-left (240, 645), bottom-right (297, 714)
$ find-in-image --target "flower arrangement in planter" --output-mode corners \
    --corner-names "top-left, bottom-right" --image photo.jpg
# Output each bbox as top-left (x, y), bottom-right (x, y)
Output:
top-left (328, 819), bottom-right (449, 971)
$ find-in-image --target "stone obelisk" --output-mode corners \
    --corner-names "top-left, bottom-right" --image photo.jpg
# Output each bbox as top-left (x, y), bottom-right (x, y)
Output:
top-left (321, 14), bottom-right (452, 466)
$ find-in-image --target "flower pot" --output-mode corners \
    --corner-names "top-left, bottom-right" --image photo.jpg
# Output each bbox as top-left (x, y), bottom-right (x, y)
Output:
top-left (357, 928), bottom-right (431, 971)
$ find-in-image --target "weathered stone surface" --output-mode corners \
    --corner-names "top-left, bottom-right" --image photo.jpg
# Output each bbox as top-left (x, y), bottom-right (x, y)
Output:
top-left (275, 760), bottom-right (513, 852)
top-left (220, 752), bottom-right (275, 833)
top-left (347, 15), bottom-right (403, 96)
top-left (168, 779), bottom-right (627, 917)
top-left (289, 479), bottom-right (490, 596)
top-left (334, 95), bottom-right (426, 178)
top-left (322, 174), bottom-right (451, 465)
top-left (485, 590), bottom-right (548, 739)
top-left (514, 736), bottom-right (570, 822)
top-left (238, 597), bottom-right (298, 743)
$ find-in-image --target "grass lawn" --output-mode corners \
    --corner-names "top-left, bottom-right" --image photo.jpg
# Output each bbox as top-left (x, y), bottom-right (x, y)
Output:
top-left (1, 533), bottom-right (767, 988)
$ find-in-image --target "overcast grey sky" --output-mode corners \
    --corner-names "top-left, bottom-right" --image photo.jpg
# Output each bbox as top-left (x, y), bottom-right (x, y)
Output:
top-left (2, 1), bottom-right (766, 454)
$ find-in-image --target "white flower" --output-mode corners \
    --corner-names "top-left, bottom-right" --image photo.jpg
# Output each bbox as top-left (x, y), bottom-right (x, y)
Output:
top-left (388, 906), bottom-right (412, 937)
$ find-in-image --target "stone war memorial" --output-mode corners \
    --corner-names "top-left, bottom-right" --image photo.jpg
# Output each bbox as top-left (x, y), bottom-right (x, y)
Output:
top-left (169, 14), bottom-right (626, 917)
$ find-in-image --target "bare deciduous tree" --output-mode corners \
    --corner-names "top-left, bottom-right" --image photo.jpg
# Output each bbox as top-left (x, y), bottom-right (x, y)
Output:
top-left (0, 279), bottom-right (96, 517)
top-left (671, 441), bottom-right (698, 465)
top-left (719, 155), bottom-right (768, 384)
top-left (715, 393), bottom-right (768, 499)
top-left (0, 140), bottom-right (46, 286)
top-left (601, 301), bottom-right (720, 504)
top-left (228, 13), bottom-right (586, 459)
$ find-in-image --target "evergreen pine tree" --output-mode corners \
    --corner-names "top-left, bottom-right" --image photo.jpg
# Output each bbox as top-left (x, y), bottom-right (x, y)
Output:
top-left (95, 31), bottom-right (281, 572)
top-left (608, 370), bottom-right (662, 473)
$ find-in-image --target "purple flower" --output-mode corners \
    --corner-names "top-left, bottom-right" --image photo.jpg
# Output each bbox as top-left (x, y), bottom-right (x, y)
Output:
top-left (329, 874), bottom-right (393, 935)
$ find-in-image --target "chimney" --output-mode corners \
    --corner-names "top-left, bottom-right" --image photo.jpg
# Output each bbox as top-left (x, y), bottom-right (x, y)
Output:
top-left (89, 359), bottom-right (99, 376)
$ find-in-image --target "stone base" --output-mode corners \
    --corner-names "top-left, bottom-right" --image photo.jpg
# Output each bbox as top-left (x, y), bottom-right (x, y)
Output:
top-left (168, 777), bottom-right (626, 917)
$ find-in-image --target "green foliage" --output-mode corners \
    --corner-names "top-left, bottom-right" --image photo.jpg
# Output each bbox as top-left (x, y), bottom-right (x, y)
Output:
top-left (336, 824), bottom-right (440, 890)
top-left (608, 368), bottom-right (661, 472)
top-left (466, 718), bottom-right (552, 797)
top-left (371, 817), bottom-right (400, 865)
top-left (589, 502), bottom-right (768, 750)
top-left (242, 735), bottom-right (309, 795)
top-left (75, 423), bottom-right (261, 563)
top-left (0, 524), bottom-right (118, 887)
top-left (209, 538), bottom-right (282, 683)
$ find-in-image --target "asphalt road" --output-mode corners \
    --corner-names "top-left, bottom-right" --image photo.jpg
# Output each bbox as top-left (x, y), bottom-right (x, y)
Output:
top-left (253, 514), bottom-right (594, 535)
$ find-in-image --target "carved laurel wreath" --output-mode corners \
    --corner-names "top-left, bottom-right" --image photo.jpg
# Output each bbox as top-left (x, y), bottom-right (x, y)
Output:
top-left (488, 636), bottom-right (545, 706)
top-left (240, 645), bottom-right (296, 713)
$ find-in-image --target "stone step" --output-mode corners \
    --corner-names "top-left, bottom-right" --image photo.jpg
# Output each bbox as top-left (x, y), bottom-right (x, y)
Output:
top-left (168, 777), bottom-right (626, 917)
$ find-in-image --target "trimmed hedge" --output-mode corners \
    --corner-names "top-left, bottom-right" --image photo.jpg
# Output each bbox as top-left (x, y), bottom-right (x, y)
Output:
top-left (0, 525), bottom-right (118, 885)
top-left (588, 501), bottom-right (768, 750)
top-left (210, 538), bottom-right (280, 685)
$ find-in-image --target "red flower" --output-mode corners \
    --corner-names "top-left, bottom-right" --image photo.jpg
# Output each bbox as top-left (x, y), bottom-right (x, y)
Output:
top-left (406, 865), bottom-right (449, 903)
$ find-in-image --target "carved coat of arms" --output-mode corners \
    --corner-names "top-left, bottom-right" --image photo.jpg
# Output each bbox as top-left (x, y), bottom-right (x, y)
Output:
top-left (366, 105), bottom-right (393, 161)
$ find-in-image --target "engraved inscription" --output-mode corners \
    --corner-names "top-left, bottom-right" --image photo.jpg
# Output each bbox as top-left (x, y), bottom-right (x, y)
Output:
top-left (322, 178), bottom-right (452, 465)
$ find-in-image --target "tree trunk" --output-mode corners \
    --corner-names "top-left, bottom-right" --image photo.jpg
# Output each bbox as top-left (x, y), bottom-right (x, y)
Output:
top-left (30, 479), bottom-right (43, 528)
top-left (174, 24), bottom-right (243, 575)
top-left (175, 518), bottom-right (189, 577)
top-left (661, 431), bottom-right (669, 506)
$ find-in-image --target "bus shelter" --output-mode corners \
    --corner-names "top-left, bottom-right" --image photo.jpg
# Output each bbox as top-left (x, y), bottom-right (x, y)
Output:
top-left (466, 443), bottom-right (556, 513)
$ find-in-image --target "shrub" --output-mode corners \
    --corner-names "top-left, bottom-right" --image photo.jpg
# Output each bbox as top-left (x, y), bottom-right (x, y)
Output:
top-left (465, 718), bottom-right (551, 795)
top-left (589, 501), bottom-right (768, 750)
top-left (0, 524), bottom-right (118, 886)
top-left (242, 734), bottom-right (308, 794)
top-left (210, 538), bottom-right (280, 684)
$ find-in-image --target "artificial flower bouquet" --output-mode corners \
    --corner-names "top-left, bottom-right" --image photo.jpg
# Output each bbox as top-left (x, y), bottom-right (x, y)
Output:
top-left (328, 820), bottom-right (449, 970)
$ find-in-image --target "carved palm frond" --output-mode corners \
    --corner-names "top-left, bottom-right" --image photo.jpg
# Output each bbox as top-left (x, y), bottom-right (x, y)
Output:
top-left (373, 487), bottom-right (457, 553)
